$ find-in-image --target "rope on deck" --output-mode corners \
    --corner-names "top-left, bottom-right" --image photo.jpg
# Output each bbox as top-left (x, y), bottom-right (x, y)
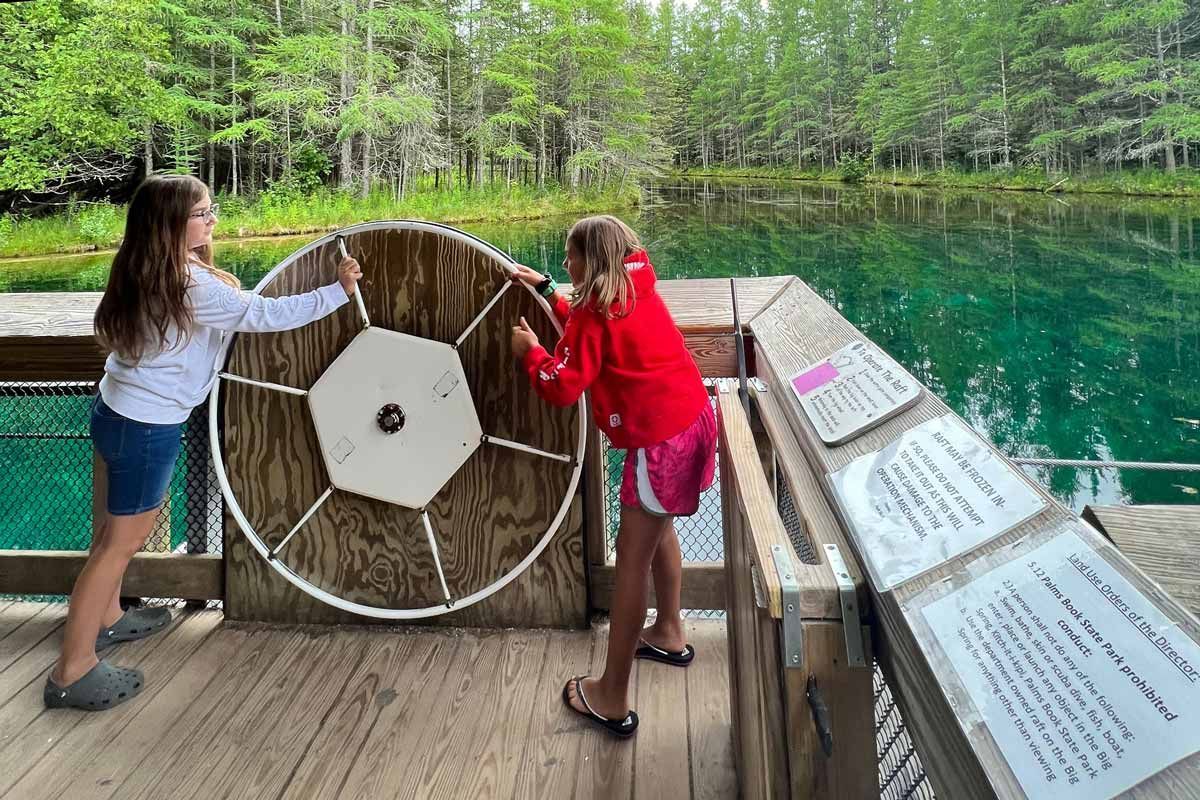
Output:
top-left (1012, 457), bottom-right (1200, 472)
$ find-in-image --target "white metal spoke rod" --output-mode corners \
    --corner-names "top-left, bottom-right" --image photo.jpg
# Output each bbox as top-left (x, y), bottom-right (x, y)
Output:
top-left (271, 486), bottom-right (335, 558)
top-left (337, 235), bottom-right (370, 329)
top-left (421, 511), bottom-right (454, 607)
top-left (455, 280), bottom-right (513, 348)
top-left (481, 434), bottom-right (572, 464)
top-left (219, 372), bottom-right (307, 397)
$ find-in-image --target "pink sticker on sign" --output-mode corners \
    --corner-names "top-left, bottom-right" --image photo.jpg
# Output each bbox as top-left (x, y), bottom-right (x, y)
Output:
top-left (791, 362), bottom-right (840, 396)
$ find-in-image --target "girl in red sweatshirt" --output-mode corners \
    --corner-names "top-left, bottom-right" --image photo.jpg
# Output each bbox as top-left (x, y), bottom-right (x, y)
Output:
top-left (510, 215), bottom-right (716, 738)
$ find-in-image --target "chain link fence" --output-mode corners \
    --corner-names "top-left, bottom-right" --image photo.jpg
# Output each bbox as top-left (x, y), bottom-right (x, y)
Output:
top-left (1, 382), bottom-right (223, 608)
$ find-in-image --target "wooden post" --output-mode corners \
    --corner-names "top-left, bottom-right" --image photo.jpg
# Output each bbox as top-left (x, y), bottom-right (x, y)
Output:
top-left (717, 383), bottom-right (876, 799)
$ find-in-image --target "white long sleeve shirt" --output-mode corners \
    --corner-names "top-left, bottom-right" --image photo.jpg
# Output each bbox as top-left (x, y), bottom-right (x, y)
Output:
top-left (100, 265), bottom-right (350, 424)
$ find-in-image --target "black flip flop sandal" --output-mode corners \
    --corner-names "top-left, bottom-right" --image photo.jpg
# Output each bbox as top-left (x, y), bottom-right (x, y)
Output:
top-left (635, 639), bottom-right (695, 667)
top-left (561, 676), bottom-right (638, 739)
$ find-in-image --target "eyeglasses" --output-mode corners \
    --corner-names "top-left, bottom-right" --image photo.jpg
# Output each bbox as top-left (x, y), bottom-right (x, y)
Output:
top-left (189, 204), bottom-right (220, 221)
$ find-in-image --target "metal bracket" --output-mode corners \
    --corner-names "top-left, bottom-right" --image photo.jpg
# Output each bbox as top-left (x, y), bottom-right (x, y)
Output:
top-left (824, 543), bottom-right (867, 668)
top-left (749, 377), bottom-right (768, 393)
top-left (770, 543), bottom-right (804, 670)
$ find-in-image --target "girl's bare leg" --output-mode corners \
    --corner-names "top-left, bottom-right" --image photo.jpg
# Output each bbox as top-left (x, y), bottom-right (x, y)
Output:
top-left (53, 507), bottom-right (160, 686)
top-left (641, 521), bottom-right (686, 652)
top-left (565, 505), bottom-right (672, 719)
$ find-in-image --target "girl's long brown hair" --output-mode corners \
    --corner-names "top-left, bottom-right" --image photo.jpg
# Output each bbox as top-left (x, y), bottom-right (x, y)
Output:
top-left (566, 215), bottom-right (642, 319)
top-left (94, 174), bottom-right (238, 361)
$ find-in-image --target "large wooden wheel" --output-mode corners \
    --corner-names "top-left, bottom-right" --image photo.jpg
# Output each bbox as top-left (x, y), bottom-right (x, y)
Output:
top-left (208, 221), bottom-right (586, 621)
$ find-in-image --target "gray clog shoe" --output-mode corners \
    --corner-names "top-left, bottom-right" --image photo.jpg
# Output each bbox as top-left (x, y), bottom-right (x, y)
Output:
top-left (44, 661), bottom-right (145, 711)
top-left (96, 606), bottom-right (172, 652)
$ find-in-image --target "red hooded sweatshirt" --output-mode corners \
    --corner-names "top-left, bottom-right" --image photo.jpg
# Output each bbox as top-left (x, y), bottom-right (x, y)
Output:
top-left (522, 251), bottom-right (710, 450)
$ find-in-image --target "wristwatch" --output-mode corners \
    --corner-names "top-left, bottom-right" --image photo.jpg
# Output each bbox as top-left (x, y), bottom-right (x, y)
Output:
top-left (534, 273), bottom-right (558, 298)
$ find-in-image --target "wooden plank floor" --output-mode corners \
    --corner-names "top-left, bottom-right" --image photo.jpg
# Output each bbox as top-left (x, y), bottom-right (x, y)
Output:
top-left (0, 602), bottom-right (735, 800)
top-left (1083, 503), bottom-right (1200, 617)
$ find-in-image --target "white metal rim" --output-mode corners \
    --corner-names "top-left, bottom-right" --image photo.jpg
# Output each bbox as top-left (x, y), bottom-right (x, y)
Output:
top-left (207, 220), bottom-right (587, 619)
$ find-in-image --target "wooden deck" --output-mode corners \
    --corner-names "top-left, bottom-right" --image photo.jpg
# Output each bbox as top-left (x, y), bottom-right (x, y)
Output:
top-left (0, 602), bottom-right (735, 800)
top-left (1083, 503), bottom-right (1200, 617)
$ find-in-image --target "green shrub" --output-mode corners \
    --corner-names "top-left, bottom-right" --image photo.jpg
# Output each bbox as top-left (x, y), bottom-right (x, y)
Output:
top-left (75, 203), bottom-right (121, 245)
top-left (838, 155), bottom-right (870, 183)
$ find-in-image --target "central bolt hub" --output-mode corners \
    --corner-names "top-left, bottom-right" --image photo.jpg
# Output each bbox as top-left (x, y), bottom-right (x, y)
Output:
top-left (376, 403), bottom-right (406, 434)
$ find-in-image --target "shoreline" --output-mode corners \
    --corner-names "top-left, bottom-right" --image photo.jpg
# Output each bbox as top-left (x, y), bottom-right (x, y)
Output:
top-left (674, 169), bottom-right (1200, 199)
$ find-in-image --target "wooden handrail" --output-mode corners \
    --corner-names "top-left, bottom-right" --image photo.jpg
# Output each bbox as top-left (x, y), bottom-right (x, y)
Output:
top-left (0, 278), bottom-right (795, 380)
top-left (750, 278), bottom-right (1200, 799)
top-left (714, 380), bottom-right (834, 618)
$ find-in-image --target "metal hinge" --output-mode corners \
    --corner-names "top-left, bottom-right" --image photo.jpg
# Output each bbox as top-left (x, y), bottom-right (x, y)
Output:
top-left (770, 543), bottom-right (803, 670)
top-left (824, 543), bottom-right (868, 668)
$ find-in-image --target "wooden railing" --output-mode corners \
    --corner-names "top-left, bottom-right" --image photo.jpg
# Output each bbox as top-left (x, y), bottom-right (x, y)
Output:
top-left (1, 280), bottom-right (792, 606)
top-left (716, 381), bottom-right (876, 798)
top-left (751, 279), bottom-right (1200, 798)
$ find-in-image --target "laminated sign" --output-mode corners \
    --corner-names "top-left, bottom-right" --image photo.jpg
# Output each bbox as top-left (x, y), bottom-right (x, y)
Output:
top-left (830, 414), bottom-right (1046, 589)
top-left (920, 527), bottom-right (1200, 798)
top-left (788, 340), bottom-right (922, 445)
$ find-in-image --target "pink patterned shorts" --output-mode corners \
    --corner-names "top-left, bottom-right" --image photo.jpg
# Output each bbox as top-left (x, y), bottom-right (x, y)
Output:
top-left (620, 403), bottom-right (717, 517)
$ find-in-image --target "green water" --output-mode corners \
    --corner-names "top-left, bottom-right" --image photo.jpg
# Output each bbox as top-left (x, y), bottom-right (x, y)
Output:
top-left (2, 181), bottom-right (1198, 548)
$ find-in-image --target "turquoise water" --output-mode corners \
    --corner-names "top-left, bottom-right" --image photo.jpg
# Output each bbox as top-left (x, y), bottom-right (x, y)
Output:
top-left (1, 181), bottom-right (1197, 546)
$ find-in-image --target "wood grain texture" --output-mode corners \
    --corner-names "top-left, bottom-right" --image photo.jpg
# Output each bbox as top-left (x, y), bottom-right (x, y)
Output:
top-left (0, 551), bottom-right (221, 599)
top-left (510, 628), bottom-right (596, 799)
top-left (0, 600), bottom-right (28, 642)
top-left (0, 609), bottom-right (737, 800)
top-left (0, 602), bottom-right (66, 680)
top-left (276, 631), bottom-right (427, 799)
top-left (682, 332), bottom-right (756, 378)
top-left (0, 277), bottom-right (788, 380)
top-left (104, 626), bottom-right (307, 800)
top-left (717, 382), bottom-right (833, 618)
top-left (789, 622), bottom-right (877, 799)
top-left (220, 226), bottom-right (585, 627)
top-left (573, 620), bottom-right (636, 800)
top-left (334, 630), bottom-right (468, 800)
top-left (754, 383), bottom-right (870, 611)
top-left (0, 292), bottom-right (103, 379)
top-left (655, 276), bottom-right (795, 333)
top-left (591, 562), bottom-right (726, 611)
top-left (635, 646), bottom-right (692, 799)
top-left (135, 630), bottom-right (369, 800)
top-left (452, 630), bottom-right (553, 800)
top-left (1083, 504), bottom-right (1200, 617)
top-left (686, 621), bottom-right (738, 800)
top-left (0, 610), bottom-right (220, 799)
top-left (722, 471), bottom-right (768, 799)
top-left (751, 279), bottom-right (1200, 798)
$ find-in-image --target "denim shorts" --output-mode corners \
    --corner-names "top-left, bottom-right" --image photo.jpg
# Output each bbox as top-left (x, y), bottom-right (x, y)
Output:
top-left (91, 396), bottom-right (183, 516)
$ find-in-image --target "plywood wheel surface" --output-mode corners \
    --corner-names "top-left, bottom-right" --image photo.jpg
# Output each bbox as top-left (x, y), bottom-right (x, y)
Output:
top-left (209, 221), bottom-right (587, 622)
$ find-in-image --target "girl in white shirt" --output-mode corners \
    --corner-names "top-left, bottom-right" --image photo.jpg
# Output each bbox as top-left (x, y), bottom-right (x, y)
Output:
top-left (45, 173), bottom-right (360, 710)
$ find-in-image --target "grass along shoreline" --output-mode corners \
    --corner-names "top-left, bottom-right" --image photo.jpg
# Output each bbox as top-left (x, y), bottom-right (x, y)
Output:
top-left (676, 166), bottom-right (1200, 197)
top-left (0, 183), bottom-right (639, 260)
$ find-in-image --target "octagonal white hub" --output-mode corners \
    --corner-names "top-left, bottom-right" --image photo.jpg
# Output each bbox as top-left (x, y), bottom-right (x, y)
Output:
top-left (307, 326), bottom-right (482, 508)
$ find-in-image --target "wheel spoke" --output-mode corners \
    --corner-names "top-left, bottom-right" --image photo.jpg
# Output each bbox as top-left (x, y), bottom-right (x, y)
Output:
top-left (454, 280), bottom-right (513, 348)
top-left (337, 235), bottom-right (370, 329)
top-left (422, 511), bottom-right (454, 608)
top-left (271, 486), bottom-right (334, 558)
top-left (482, 434), bottom-right (572, 463)
top-left (219, 372), bottom-right (307, 397)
